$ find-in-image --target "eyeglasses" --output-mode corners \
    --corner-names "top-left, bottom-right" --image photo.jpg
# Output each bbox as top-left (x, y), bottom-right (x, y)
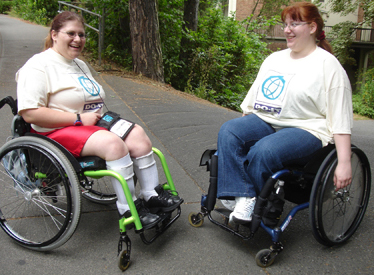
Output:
top-left (60, 31), bottom-right (87, 39)
top-left (281, 22), bottom-right (310, 31)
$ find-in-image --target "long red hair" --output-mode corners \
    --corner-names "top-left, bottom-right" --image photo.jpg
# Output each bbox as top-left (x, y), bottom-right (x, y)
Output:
top-left (281, 2), bottom-right (333, 53)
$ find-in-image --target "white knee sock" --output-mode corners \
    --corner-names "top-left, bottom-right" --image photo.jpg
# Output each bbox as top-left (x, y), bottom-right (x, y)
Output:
top-left (106, 153), bottom-right (136, 215)
top-left (132, 151), bottom-right (159, 201)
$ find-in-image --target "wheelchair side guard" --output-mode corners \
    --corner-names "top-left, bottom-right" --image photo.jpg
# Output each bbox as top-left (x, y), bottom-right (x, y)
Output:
top-left (25, 133), bottom-right (83, 173)
top-left (76, 156), bottom-right (107, 171)
top-left (200, 149), bottom-right (217, 170)
top-left (12, 115), bottom-right (31, 137)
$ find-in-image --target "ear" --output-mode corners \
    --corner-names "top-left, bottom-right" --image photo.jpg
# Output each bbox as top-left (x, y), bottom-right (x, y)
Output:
top-left (51, 30), bottom-right (58, 41)
top-left (309, 22), bottom-right (317, 35)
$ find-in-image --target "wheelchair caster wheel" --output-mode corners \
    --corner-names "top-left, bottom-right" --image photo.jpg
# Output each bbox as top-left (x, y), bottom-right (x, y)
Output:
top-left (255, 249), bottom-right (276, 268)
top-left (118, 250), bottom-right (131, 271)
top-left (188, 212), bottom-right (204, 227)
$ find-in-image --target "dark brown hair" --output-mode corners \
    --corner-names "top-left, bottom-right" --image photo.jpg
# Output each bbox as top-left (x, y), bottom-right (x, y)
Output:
top-left (44, 11), bottom-right (85, 50)
top-left (281, 2), bottom-right (333, 53)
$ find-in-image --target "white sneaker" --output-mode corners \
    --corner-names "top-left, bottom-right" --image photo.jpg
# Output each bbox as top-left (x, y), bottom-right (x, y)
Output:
top-left (229, 197), bottom-right (256, 224)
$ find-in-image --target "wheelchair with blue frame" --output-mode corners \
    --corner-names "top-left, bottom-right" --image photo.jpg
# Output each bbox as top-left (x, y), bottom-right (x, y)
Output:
top-left (0, 96), bottom-right (183, 271)
top-left (188, 138), bottom-right (371, 267)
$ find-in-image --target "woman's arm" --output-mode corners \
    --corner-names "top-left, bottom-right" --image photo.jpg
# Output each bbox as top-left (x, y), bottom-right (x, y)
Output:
top-left (333, 134), bottom-right (352, 190)
top-left (20, 107), bottom-right (101, 127)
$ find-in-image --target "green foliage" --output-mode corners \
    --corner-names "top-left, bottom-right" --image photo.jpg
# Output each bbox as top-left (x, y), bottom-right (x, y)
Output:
top-left (183, 10), bottom-right (273, 110)
top-left (85, 0), bottom-right (132, 69)
top-left (329, 21), bottom-right (357, 65)
top-left (352, 94), bottom-right (374, 119)
top-left (0, 1), bottom-right (13, 14)
top-left (360, 67), bottom-right (374, 108)
top-left (158, 0), bottom-right (184, 84)
top-left (12, 0), bottom-right (58, 25)
top-left (353, 65), bottom-right (374, 118)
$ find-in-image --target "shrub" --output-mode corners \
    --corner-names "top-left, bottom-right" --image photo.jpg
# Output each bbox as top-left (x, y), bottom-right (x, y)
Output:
top-left (11, 0), bottom-right (58, 25)
top-left (183, 10), bottom-right (274, 110)
top-left (0, 1), bottom-right (13, 14)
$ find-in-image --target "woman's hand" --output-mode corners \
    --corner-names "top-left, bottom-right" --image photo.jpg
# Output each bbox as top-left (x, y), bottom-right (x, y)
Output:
top-left (80, 112), bottom-right (101, 126)
top-left (333, 134), bottom-right (352, 191)
top-left (334, 160), bottom-right (352, 190)
top-left (20, 107), bottom-right (101, 128)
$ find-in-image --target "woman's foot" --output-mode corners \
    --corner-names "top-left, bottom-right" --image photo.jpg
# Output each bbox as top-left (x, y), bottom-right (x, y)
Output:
top-left (145, 184), bottom-right (183, 213)
top-left (229, 197), bottom-right (256, 224)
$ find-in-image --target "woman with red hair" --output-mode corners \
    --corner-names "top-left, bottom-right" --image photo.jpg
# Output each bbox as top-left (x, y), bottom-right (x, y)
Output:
top-left (217, 2), bottom-right (353, 224)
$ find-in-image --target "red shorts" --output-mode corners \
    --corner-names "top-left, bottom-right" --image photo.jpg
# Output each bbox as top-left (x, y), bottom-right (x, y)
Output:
top-left (32, 126), bottom-right (107, 157)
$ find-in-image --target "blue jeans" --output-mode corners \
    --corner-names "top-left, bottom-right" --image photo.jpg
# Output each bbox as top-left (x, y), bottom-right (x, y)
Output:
top-left (217, 114), bottom-right (322, 198)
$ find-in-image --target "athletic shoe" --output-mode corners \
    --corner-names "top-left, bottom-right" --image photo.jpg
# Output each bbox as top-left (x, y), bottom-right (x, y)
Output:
top-left (121, 199), bottom-right (161, 230)
top-left (145, 184), bottom-right (183, 213)
top-left (229, 197), bottom-right (256, 224)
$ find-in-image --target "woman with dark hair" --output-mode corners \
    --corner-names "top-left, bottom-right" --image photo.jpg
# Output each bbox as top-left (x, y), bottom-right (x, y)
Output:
top-left (217, 2), bottom-right (353, 224)
top-left (16, 11), bottom-right (182, 229)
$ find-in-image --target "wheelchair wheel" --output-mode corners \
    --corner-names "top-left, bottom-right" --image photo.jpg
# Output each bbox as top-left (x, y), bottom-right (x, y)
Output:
top-left (0, 136), bottom-right (81, 251)
top-left (309, 146), bottom-right (371, 246)
top-left (81, 176), bottom-right (117, 205)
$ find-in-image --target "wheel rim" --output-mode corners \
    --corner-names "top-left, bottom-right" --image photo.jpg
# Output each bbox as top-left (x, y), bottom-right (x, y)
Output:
top-left (0, 144), bottom-right (72, 247)
top-left (315, 149), bottom-right (370, 245)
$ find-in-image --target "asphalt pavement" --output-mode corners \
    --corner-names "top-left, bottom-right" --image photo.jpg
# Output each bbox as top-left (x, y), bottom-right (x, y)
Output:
top-left (1, 14), bottom-right (374, 275)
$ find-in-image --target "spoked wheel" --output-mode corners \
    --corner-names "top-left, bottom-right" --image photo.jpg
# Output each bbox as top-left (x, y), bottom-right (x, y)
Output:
top-left (0, 136), bottom-right (81, 251)
top-left (188, 212), bottom-right (204, 227)
top-left (80, 176), bottom-right (117, 205)
top-left (309, 146), bottom-right (371, 246)
top-left (255, 249), bottom-right (276, 268)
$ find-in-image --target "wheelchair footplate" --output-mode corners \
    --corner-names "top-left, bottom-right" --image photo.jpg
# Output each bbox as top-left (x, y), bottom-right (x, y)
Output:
top-left (117, 180), bottom-right (183, 271)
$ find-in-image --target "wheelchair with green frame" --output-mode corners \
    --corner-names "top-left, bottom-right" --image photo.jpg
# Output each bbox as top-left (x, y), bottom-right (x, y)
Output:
top-left (189, 135), bottom-right (371, 267)
top-left (0, 96), bottom-right (183, 271)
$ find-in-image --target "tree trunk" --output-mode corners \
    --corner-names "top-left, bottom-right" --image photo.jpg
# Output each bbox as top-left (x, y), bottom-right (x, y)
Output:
top-left (128, 0), bottom-right (164, 82)
top-left (183, 0), bottom-right (199, 32)
top-left (180, 0), bottom-right (199, 66)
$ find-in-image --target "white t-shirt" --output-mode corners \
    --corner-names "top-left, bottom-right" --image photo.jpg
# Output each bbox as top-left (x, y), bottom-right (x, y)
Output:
top-left (16, 48), bottom-right (105, 132)
top-left (240, 47), bottom-right (353, 146)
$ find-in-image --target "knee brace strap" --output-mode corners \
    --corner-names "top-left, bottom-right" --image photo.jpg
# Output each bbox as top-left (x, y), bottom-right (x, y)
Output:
top-left (106, 154), bottom-right (134, 181)
top-left (132, 151), bottom-right (156, 170)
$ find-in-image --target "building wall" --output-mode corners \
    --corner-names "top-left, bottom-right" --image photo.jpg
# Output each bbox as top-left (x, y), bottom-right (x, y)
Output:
top-left (319, 0), bottom-right (358, 26)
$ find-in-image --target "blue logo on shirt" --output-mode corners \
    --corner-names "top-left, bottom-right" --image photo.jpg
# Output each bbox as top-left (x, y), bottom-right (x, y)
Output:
top-left (78, 76), bottom-right (100, 96)
top-left (262, 76), bottom-right (285, 100)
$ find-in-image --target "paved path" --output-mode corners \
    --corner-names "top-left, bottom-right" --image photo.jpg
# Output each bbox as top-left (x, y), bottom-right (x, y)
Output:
top-left (1, 14), bottom-right (374, 274)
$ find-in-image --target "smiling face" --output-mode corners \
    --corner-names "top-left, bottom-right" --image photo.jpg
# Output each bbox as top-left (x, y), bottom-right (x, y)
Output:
top-left (283, 15), bottom-right (317, 59)
top-left (51, 20), bottom-right (86, 60)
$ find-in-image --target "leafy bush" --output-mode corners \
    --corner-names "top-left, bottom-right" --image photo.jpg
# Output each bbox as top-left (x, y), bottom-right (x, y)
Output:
top-left (329, 21), bottom-right (357, 66)
top-left (183, 10), bottom-right (274, 110)
top-left (0, 1), bottom-right (13, 14)
top-left (360, 68), bottom-right (374, 109)
top-left (352, 94), bottom-right (374, 119)
top-left (11, 0), bottom-right (58, 25)
top-left (84, 0), bottom-right (132, 69)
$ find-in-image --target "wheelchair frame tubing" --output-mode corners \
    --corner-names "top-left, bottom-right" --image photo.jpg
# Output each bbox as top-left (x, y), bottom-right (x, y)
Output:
top-left (83, 147), bottom-right (177, 234)
top-left (151, 147), bottom-right (177, 194)
top-left (260, 202), bottom-right (309, 243)
top-left (83, 169), bottom-right (143, 232)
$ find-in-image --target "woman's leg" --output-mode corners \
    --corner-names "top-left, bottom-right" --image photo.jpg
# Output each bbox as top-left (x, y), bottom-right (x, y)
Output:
top-left (246, 127), bottom-right (323, 195)
top-left (81, 129), bottom-right (160, 225)
top-left (217, 114), bottom-right (275, 199)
